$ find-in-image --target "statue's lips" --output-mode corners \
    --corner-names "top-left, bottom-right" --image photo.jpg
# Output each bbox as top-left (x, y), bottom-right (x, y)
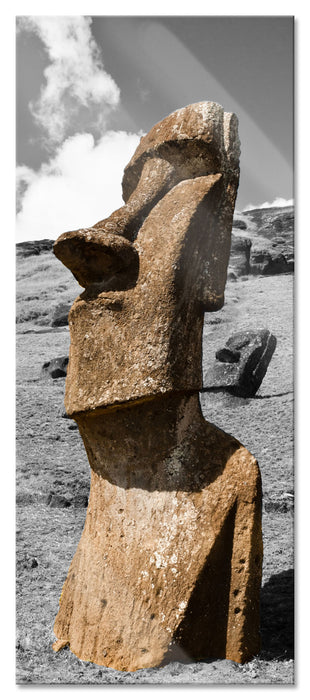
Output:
top-left (53, 228), bottom-right (139, 290)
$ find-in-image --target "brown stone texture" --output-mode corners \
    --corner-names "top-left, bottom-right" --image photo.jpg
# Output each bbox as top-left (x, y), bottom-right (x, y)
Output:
top-left (54, 394), bottom-right (262, 670)
top-left (59, 173), bottom-right (233, 416)
top-left (52, 102), bottom-right (262, 671)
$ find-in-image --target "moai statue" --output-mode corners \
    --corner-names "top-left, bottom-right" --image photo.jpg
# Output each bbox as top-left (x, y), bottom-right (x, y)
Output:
top-left (52, 102), bottom-right (263, 671)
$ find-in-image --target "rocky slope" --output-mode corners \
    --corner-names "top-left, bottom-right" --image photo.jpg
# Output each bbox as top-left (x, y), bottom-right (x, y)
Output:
top-left (229, 205), bottom-right (294, 277)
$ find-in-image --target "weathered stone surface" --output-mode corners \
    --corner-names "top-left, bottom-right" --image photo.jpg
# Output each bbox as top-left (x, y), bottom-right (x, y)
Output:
top-left (46, 493), bottom-right (72, 508)
top-left (121, 102), bottom-right (240, 205)
top-left (205, 329), bottom-right (277, 397)
top-left (51, 303), bottom-right (71, 327)
top-left (250, 250), bottom-right (290, 276)
top-left (225, 206), bottom-right (294, 278)
top-left (52, 102), bottom-right (262, 670)
top-left (245, 205), bottom-right (294, 276)
top-left (16, 238), bottom-right (54, 258)
top-left (41, 356), bottom-right (69, 379)
top-left (73, 494), bottom-right (88, 509)
top-left (233, 218), bottom-right (247, 230)
top-left (20, 553), bottom-right (39, 570)
top-left (57, 173), bottom-right (236, 415)
top-left (229, 234), bottom-right (252, 276)
top-left (54, 395), bottom-right (262, 669)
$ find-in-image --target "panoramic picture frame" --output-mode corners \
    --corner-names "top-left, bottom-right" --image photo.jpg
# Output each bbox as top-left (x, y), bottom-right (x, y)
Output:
top-left (16, 14), bottom-right (294, 686)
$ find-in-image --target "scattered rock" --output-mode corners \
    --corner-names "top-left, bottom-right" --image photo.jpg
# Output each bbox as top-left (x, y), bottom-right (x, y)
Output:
top-left (264, 493), bottom-right (294, 513)
top-left (46, 493), bottom-right (72, 508)
top-left (16, 239), bottom-right (54, 258)
top-left (16, 492), bottom-right (36, 506)
top-left (229, 235), bottom-right (252, 276)
top-left (41, 356), bottom-right (69, 378)
top-left (250, 251), bottom-right (289, 276)
top-left (228, 206), bottom-right (294, 278)
top-left (206, 316), bottom-right (222, 326)
top-left (19, 554), bottom-right (39, 570)
top-left (51, 303), bottom-right (71, 327)
top-left (73, 494), bottom-right (89, 508)
top-left (61, 411), bottom-right (79, 429)
top-left (204, 329), bottom-right (277, 397)
top-left (232, 218), bottom-right (247, 230)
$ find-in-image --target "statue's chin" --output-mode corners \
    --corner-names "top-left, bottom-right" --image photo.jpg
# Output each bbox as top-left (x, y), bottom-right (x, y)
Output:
top-left (202, 293), bottom-right (224, 312)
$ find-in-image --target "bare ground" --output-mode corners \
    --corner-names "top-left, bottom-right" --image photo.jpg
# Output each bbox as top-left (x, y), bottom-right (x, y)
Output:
top-left (16, 253), bottom-right (294, 685)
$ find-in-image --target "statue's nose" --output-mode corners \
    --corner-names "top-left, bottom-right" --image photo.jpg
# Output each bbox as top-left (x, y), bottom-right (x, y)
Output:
top-left (53, 228), bottom-right (139, 289)
top-left (53, 156), bottom-right (177, 289)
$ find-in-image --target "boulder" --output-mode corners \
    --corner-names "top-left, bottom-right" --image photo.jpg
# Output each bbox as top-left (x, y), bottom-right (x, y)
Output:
top-left (229, 235), bottom-right (252, 276)
top-left (19, 554), bottom-right (39, 570)
top-left (41, 356), bottom-right (69, 379)
top-left (232, 218), bottom-right (247, 230)
top-left (51, 303), bottom-right (71, 327)
top-left (46, 493), bottom-right (72, 508)
top-left (16, 239), bottom-right (54, 258)
top-left (241, 205), bottom-right (294, 276)
top-left (205, 329), bottom-right (277, 397)
top-left (73, 494), bottom-right (89, 508)
top-left (250, 250), bottom-right (289, 276)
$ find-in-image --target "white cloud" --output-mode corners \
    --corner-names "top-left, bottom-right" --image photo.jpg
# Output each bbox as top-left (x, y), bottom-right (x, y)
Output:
top-left (17, 16), bottom-right (120, 147)
top-left (16, 131), bottom-right (141, 242)
top-left (243, 197), bottom-right (294, 211)
top-left (16, 165), bottom-right (36, 213)
top-left (16, 17), bottom-right (143, 243)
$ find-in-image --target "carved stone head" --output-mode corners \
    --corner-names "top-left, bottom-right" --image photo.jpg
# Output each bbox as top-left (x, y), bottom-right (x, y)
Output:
top-left (53, 102), bottom-right (240, 416)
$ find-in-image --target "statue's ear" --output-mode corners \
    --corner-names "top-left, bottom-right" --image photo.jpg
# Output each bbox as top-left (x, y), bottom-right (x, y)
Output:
top-left (196, 175), bottom-right (234, 313)
top-left (171, 172), bottom-right (233, 313)
top-left (133, 172), bottom-right (232, 313)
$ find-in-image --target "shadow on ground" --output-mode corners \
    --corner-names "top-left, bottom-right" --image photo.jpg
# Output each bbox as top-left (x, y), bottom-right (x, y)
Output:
top-left (260, 569), bottom-right (294, 660)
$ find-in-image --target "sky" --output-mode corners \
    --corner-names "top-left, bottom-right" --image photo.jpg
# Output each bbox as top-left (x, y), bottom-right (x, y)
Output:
top-left (15, 15), bottom-right (294, 242)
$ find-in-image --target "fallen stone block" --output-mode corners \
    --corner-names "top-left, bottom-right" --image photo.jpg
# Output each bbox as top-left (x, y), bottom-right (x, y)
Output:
top-left (51, 303), bottom-right (71, 327)
top-left (205, 329), bottom-right (277, 397)
top-left (41, 356), bottom-right (69, 379)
